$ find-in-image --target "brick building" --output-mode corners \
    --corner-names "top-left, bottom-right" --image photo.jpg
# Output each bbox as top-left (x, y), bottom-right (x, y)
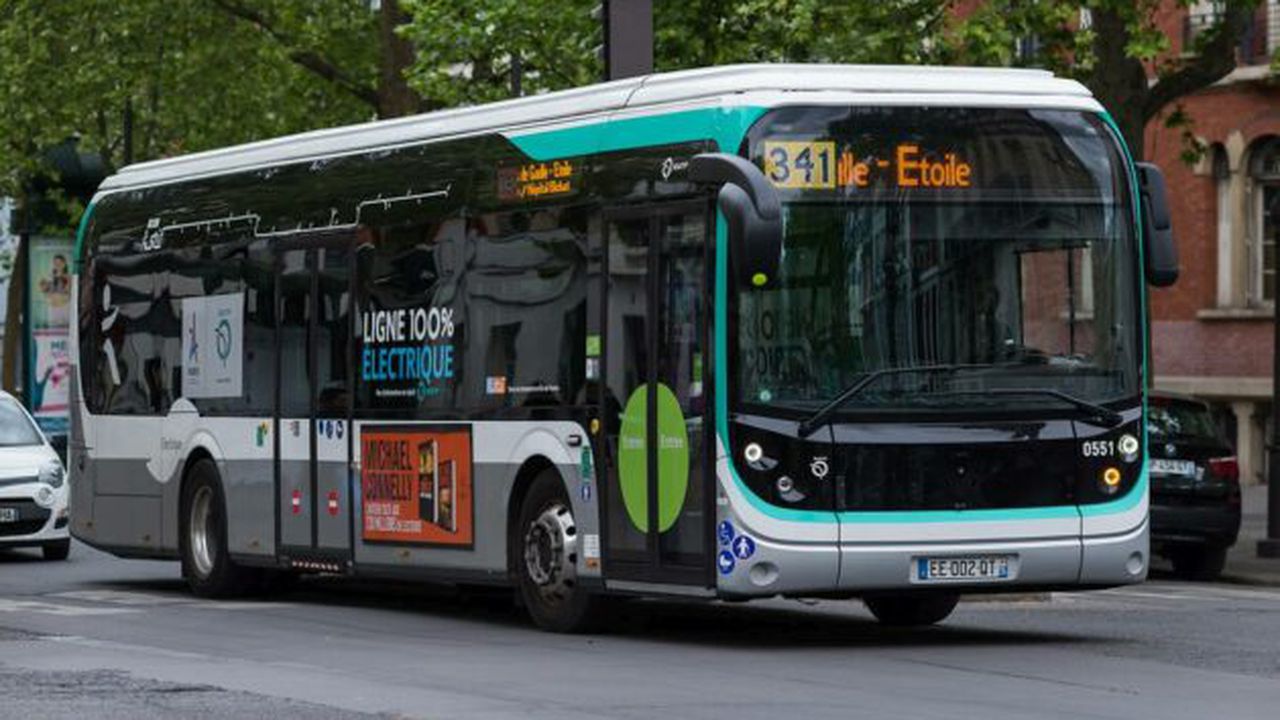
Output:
top-left (1146, 1), bottom-right (1280, 486)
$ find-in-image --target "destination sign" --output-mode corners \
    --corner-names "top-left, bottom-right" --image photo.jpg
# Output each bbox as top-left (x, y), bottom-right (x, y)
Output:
top-left (763, 140), bottom-right (973, 191)
top-left (497, 159), bottom-right (577, 201)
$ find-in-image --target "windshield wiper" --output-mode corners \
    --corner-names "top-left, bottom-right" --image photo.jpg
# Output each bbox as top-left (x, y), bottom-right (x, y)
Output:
top-left (796, 363), bottom-right (997, 438)
top-left (795, 364), bottom-right (1124, 437)
top-left (913, 388), bottom-right (1124, 428)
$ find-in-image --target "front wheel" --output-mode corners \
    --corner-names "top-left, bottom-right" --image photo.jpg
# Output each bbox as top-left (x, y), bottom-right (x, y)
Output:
top-left (180, 459), bottom-right (260, 598)
top-left (864, 593), bottom-right (960, 627)
top-left (42, 539), bottom-right (71, 561)
top-left (514, 469), bottom-right (606, 633)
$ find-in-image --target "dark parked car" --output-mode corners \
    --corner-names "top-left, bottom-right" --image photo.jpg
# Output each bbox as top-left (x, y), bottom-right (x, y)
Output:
top-left (1148, 392), bottom-right (1241, 581)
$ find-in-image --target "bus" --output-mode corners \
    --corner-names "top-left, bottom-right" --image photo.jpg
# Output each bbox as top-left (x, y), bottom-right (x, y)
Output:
top-left (70, 64), bottom-right (1178, 632)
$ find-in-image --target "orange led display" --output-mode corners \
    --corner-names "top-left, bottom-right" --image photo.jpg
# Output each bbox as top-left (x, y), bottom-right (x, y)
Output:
top-left (766, 140), bottom-right (973, 191)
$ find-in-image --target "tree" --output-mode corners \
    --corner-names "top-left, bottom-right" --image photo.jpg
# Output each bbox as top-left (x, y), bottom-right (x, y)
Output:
top-left (949, 0), bottom-right (1262, 160)
top-left (0, 0), bottom-right (375, 201)
top-left (207, 0), bottom-right (423, 118)
top-left (655, 0), bottom-right (950, 69)
top-left (398, 0), bottom-right (599, 108)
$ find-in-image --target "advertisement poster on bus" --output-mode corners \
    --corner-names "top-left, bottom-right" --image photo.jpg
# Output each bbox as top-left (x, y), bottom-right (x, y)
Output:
top-left (26, 236), bottom-right (73, 434)
top-left (360, 425), bottom-right (473, 546)
top-left (181, 293), bottom-right (244, 398)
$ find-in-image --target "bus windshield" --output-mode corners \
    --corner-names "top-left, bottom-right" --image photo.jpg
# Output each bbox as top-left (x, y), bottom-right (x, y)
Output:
top-left (737, 106), bottom-right (1139, 416)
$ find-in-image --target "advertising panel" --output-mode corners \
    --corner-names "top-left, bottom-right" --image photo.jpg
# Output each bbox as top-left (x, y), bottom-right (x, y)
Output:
top-left (181, 293), bottom-right (245, 399)
top-left (360, 425), bottom-right (473, 546)
top-left (27, 236), bottom-right (73, 433)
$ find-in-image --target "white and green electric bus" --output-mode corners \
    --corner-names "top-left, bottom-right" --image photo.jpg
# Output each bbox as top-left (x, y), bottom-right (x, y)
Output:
top-left (70, 64), bottom-right (1178, 631)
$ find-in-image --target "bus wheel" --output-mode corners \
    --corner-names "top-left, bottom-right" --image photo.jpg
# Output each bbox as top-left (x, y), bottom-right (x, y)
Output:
top-left (180, 459), bottom-right (259, 598)
top-left (864, 593), bottom-right (960, 627)
top-left (515, 469), bottom-right (605, 633)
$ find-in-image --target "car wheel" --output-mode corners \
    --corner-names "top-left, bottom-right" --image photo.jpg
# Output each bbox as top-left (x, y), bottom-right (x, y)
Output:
top-left (180, 458), bottom-right (260, 598)
top-left (1170, 546), bottom-right (1228, 582)
top-left (41, 539), bottom-right (70, 561)
top-left (514, 469), bottom-right (606, 633)
top-left (864, 593), bottom-right (960, 627)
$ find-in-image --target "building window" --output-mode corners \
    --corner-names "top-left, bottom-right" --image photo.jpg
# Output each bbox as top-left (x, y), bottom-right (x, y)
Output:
top-left (1251, 137), bottom-right (1280, 304)
top-left (1213, 145), bottom-right (1233, 307)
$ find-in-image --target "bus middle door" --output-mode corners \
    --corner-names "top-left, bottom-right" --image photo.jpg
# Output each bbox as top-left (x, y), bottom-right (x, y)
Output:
top-left (275, 234), bottom-right (356, 570)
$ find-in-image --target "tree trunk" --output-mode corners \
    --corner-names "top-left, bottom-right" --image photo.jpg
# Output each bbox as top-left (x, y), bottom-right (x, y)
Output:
top-left (1085, 7), bottom-right (1151, 161)
top-left (377, 0), bottom-right (420, 118)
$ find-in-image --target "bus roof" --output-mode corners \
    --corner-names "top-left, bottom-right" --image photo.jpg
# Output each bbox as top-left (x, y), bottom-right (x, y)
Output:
top-left (99, 64), bottom-right (1097, 193)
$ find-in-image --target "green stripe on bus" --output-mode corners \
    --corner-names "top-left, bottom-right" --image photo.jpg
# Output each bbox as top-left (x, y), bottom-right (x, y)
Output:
top-left (71, 200), bottom-right (97, 276)
top-left (507, 106), bottom-right (766, 161)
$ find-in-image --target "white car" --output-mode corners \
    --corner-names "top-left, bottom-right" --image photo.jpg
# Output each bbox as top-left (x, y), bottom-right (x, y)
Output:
top-left (0, 391), bottom-right (70, 560)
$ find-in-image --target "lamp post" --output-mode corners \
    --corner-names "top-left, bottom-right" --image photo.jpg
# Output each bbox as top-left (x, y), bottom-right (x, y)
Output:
top-left (595, 0), bottom-right (652, 81)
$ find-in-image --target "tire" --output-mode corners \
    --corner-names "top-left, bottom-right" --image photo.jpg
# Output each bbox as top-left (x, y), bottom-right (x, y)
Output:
top-left (1170, 546), bottom-right (1228, 582)
top-left (42, 539), bottom-right (71, 561)
top-left (513, 469), bottom-right (606, 633)
top-left (864, 593), bottom-right (960, 627)
top-left (180, 459), bottom-right (260, 598)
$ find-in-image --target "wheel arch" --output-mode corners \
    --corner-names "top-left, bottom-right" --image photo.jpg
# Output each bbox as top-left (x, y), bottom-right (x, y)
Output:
top-left (506, 455), bottom-right (564, 577)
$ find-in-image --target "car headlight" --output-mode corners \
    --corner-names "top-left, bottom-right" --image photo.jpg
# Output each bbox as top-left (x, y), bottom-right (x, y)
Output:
top-left (39, 461), bottom-right (65, 489)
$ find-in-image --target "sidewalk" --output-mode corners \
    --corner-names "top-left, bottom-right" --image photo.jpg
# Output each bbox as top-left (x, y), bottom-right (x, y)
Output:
top-left (1221, 483), bottom-right (1280, 587)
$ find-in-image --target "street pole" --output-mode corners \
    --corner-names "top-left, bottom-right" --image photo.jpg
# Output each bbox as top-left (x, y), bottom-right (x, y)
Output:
top-left (1261, 299), bottom-right (1280, 557)
top-left (598, 0), bottom-right (653, 81)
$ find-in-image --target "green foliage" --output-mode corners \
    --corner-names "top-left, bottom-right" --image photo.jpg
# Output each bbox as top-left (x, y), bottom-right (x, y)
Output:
top-left (655, 0), bottom-right (948, 68)
top-left (0, 1), bottom-right (374, 200)
top-left (399, 0), bottom-right (600, 108)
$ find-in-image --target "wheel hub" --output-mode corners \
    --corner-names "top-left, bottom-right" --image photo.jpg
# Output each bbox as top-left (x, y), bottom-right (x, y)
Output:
top-left (523, 502), bottom-right (578, 604)
top-left (189, 485), bottom-right (217, 578)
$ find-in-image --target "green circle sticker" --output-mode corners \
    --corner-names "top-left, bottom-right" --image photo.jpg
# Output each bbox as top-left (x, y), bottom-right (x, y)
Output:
top-left (618, 383), bottom-right (689, 533)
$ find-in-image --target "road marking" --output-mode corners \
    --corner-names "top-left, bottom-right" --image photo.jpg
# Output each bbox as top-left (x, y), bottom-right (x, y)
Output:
top-left (51, 590), bottom-right (185, 606)
top-left (0, 598), bottom-right (135, 616)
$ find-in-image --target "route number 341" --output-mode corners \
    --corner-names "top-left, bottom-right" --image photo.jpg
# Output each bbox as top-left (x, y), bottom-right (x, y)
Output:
top-left (764, 141), bottom-right (836, 190)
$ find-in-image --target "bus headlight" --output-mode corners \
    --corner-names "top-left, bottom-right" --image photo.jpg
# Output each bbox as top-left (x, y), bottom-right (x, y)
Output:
top-left (39, 461), bottom-right (65, 489)
top-left (1118, 434), bottom-right (1140, 463)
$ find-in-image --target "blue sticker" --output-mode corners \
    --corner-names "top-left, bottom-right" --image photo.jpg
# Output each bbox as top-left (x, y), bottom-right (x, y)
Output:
top-left (717, 520), bottom-right (735, 547)
top-left (580, 483), bottom-right (592, 502)
top-left (732, 535), bottom-right (756, 560)
top-left (717, 550), bottom-right (736, 575)
top-left (325, 421), bottom-right (334, 439)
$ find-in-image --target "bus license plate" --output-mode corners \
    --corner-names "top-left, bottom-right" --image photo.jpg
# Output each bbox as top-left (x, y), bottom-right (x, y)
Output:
top-left (915, 555), bottom-right (1013, 583)
top-left (0, 507), bottom-right (17, 523)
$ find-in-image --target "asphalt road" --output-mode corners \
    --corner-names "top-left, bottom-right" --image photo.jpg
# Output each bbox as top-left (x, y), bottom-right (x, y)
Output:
top-left (1, 542), bottom-right (1278, 719)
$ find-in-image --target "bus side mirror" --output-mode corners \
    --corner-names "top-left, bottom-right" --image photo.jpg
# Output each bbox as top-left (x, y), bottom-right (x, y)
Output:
top-left (1136, 162), bottom-right (1178, 287)
top-left (688, 153), bottom-right (783, 288)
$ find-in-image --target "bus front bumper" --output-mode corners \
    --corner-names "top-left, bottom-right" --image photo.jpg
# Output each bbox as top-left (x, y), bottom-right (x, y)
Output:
top-left (716, 520), bottom-right (1149, 598)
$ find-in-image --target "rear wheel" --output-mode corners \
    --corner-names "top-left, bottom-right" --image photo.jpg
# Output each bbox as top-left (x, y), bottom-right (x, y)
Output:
top-left (864, 593), bottom-right (960, 627)
top-left (1170, 546), bottom-right (1228, 582)
top-left (180, 459), bottom-right (260, 598)
top-left (514, 469), bottom-right (606, 633)
top-left (41, 539), bottom-right (70, 561)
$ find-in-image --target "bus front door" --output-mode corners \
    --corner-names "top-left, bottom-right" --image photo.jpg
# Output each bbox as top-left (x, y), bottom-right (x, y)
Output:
top-left (275, 236), bottom-right (355, 570)
top-left (600, 203), bottom-right (713, 588)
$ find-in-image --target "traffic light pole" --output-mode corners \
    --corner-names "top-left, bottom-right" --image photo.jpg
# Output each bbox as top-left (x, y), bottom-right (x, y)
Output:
top-left (599, 0), bottom-right (652, 81)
